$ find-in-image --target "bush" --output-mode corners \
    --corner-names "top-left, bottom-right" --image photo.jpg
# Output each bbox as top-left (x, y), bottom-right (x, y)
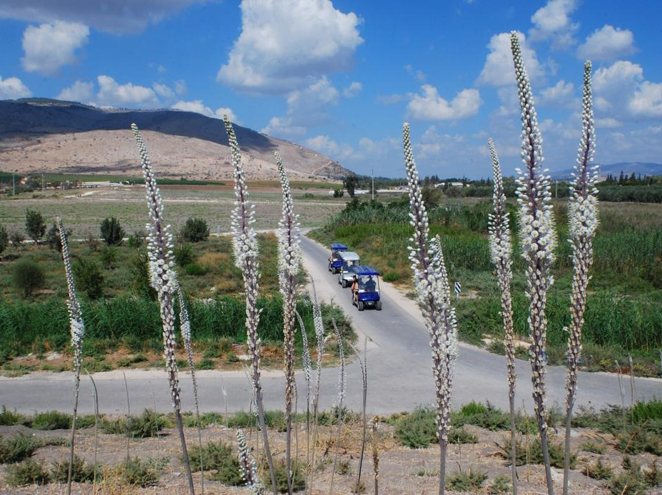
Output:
top-left (274, 459), bottom-right (306, 493)
top-left (100, 217), bottom-right (125, 246)
top-left (0, 434), bottom-right (42, 463)
top-left (0, 224), bottom-right (8, 254)
top-left (448, 427), bottom-right (478, 444)
top-left (395, 408), bottom-right (437, 448)
top-left (99, 245), bottom-right (118, 269)
top-left (6, 458), bottom-right (50, 486)
top-left (73, 258), bottom-right (104, 300)
top-left (185, 263), bottom-right (208, 276)
top-left (446, 468), bottom-right (487, 491)
top-left (451, 401), bottom-right (510, 431)
top-left (125, 409), bottom-right (168, 438)
top-left (0, 406), bottom-right (23, 425)
top-left (31, 410), bottom-right (71, 430)
top-left (10, 231), bottom-right (24, 248)
top-left (127, 231), bottom-right (145, 248)
top-left (180, 218), bottom-right (210, 243)
top-left (12, 259), bottom-right (45, 298)
top-left (174, 243), bottom-right (196, 267)
top-left (130, 251), bottom-right (156, 300)
top-left (45, 223), bottom-right (68, 252)
top-left (50, 455), bottom-right (96, 483)
top-left (25, 209), bottom-right (46, 243)
top-left (188, 441), bottom-right (243, 485)
top-left (116, 457), bottom-right (162, 487)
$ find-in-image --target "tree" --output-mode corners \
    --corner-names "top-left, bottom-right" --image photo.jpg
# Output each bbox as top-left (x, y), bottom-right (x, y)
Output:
top-left (73, 258), bottom-right (104, 299)
top-left (100, 217), bottom-right (125, 245)
top-left (46, 223), bottom-right (70, 252)
top-left (12, 259), bottom-right (45, 298)
top-left (25, 209), bottom-right (46, 243)
top-left (343, 175), bottom-right (359, 198)
top-left (0, 225), bottom-right (8, 255)
top-left (180, 217), bottom-right (210, 242)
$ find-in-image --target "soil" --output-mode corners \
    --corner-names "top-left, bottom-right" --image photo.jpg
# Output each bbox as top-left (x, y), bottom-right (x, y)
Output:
top-left (1, 417), bottom-right (659, 494)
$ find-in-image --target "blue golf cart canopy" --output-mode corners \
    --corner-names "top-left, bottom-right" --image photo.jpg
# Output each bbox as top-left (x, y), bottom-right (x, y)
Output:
top-left (352, 265), bottom-right (380, 276)
top-left (331, 243), bottom-right (348, 251)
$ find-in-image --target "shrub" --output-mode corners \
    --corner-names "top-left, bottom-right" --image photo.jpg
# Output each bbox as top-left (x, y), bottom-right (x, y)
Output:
top-left (333, 188), bottom-right (344, 198)
top-left (395, 408), bottom-right (437, 448)
top-left (25, 209), bottom-right (46, 243)
top-left (185, 263), bottom-right (208, 276)
top-left (31, 410), bottom-right (71, 430)
top-left (487, 474), bottom-right (511, 494)
top-left (451, 401), bottom-right (510, 431)
top-left (100, 217), bottom-right (125, 245)
top-left (497, 437), bottom-right (575, 469)
top-left (99, 245), bottom-right (118, 269)
top-left (130, 250), bottom-right (156, 300)
top-left (0, 406), bottom-right (23, 425)
top-left (445, 468), bottom-right (487, 491)
top-left (448, 427), bottom-right (478, 444)
top-left (6, 458), bottom-right (50, 486)
top-left (0, 434), bottom-right (42, 463)
top-left (45, 223), bottom-right (68, 252)
top-left (50, 455), bottom-right (96, 483)
top-left (188, 441), bottom-right (242, 485)
top-left (174, 243), bottom-right (196, 267)
top-left (12, 259), bottom-right (45, 297)
top-left (10, 231), bottom-right (24, 248)
top-left (73, 258), bottom-right (104, 300)
top-left (180, 217), bottom-right (210, 243)
top-left (127, 231), bottom-right (145, 248)
top-left (116, 457), bottom-right (162, 487)
top-left (274, 459), bottom-right (306, 493)
top-left (583, 458), bottom-right (612, 480)
top-left (125, 409), bottom-right (168, 438)
top-left (0, 224), bottom-right (8, 254)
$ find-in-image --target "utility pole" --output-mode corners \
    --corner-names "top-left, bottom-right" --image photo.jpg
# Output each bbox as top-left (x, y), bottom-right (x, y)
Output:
top-left (371, 167), bottom-right (375, 201)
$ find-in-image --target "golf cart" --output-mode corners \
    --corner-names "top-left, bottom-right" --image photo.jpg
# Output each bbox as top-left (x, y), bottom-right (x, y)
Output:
top-left (337, 251), bottom-right (360, 287)
top-left (328, 242), bottom-right (348, 273)
top-left (350, 266), bottom-right (382, 311)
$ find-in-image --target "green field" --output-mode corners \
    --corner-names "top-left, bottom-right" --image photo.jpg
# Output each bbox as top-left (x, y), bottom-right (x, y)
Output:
top-left (311, 197), bottom-right (662, 376)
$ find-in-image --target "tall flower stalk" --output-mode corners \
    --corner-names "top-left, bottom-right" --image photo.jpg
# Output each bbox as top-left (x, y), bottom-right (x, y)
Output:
top-left (57, 218), bottom-right (84, 495)
top-left (275, 151), bottom-right (301, 495)
top-left (402, 122), bottom-right (459, 495)
top-left (223, 116), bottom-right (277, 494)
top-left (510, 32), bottom-right (557, 495)
top-left (487, 139), bottom-right (518, 495)
top-left (237, 429), bottom-right (266, 495)
top-left (131, 123), bottom-right (195, 495)
top-left (563, 61), bottom-right (598, 495)
top-left (178, 287), bottom-right (205, 494)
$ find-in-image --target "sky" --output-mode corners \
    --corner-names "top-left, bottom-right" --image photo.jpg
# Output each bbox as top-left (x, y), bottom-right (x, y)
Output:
top-left (0, 0), bottom-right (660, 179)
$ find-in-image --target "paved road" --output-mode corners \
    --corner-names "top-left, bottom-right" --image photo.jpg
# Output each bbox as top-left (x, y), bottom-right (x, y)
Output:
top-left (0, 235), bottom-right (659, 416)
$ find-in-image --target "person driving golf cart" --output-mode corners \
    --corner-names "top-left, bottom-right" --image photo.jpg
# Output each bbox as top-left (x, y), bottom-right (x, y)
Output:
top-left (328, 242), bottom-right (348, 273)
top-left (350, 266), bottom-right (382, 311)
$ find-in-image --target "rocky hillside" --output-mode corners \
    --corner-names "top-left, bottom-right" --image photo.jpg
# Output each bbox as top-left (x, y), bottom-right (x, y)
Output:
top-left (0, 98), bottom-right (351, 181)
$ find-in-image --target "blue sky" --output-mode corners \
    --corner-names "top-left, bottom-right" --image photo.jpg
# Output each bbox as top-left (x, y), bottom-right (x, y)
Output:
top-left (0, 0), bottom-right (660, 178)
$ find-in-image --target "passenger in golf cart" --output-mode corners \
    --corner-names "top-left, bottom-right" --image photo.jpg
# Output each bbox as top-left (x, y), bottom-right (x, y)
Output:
top-left (350, 265), bottom-right (382, 311)
top-left (337, 251), bottom-right (360, 287)
top-left (328, 242), bottom-right (348, 273)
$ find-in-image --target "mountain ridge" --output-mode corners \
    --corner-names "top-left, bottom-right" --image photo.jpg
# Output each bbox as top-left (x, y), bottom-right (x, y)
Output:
top-left (0, 98), bottom-right (351, 181)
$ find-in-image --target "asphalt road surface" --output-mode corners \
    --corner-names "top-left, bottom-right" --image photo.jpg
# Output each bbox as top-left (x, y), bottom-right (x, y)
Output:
top-left (0, 235), bottom-right (659, 416)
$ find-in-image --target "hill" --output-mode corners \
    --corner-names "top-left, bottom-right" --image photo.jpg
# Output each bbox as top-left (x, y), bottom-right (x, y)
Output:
top-left (552, 161), bottom-right (662, 180)
top-left (0, 98), bottom-right (351, 181)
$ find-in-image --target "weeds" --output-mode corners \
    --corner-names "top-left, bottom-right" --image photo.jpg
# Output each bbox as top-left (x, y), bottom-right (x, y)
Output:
top-left (394, 408), bottom-right (437, 448)
top-left (445, 467), bottom-right (487, 491)
top-left (582, 458), bottom-right (612, 480)
top-left (447, 427), bottom-right (478, 444)
top-left (116, 456), bottom-right (164, 487)
top-left (50, 455), bottom-right (97, 483)
top-left (188, 441), bottom-right (243, 485)
top-left (497, 436), bottom-right (575, 469)
top-left (5, 458), bottom-right (50, 486)
top-left (0, 434), bottom-right (43, 463)
top-left (30, 410), bottom-right (72, 430)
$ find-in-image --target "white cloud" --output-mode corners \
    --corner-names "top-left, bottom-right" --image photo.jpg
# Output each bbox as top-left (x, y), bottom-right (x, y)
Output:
top-left (577, 25), bottom-right (636, 62)
top-left (262, 77), bottom-right (339, 136)
top-left (214, 107), bottom-right (238, 123)
top-left (96, 75), bottom-right (158, 107)
top-left (305, 135), bottom-right (353, 160)
top-left (172, 100), bottom-right (239, 122)
top-left (595, 117), bottom-right (621, 128)
top-left (529, 0), bottom-right (578, 47)
top-left (0, 0), bottom-right (209, 33)
top-left (629, 82), bottom-right (662, 118)
top-left (343, 81), bottom-right (362, 98)
top-left (407, 84), bottom-right (481, 121)
top-left (57, 80), bottom-right (94, 102)
top-left (174, 80), bottom-right (187, 96)
top-left (539, 80), bottom-right (575, 105)
top-left (21, 21), bottom-right (89, 75)
top-left (377, 94), bottom-right (405, 105)
top-left (153, 83), bottom-right (174, 99)
top-left (0, 76), bottom-right (31, 99)
top-left (592, 61), bottom-right (662, 119)
top-left (217, 0), bottom-right (363, 94)
top-left (478, 32), bottom-right (542, 86)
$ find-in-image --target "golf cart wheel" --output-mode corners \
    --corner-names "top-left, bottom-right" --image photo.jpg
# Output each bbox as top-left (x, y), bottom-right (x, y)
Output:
top-left (376, 301), bottom-right (382, 311)
top-left (358, 301), bottom-right (364, 311)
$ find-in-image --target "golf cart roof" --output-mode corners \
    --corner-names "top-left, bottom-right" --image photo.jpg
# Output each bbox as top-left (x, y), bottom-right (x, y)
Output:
top-left (352, 265), bottom-right (380, 276)
top-left (331, 243), bottom-right (348, 251)
top-left (338, 251), bottom-right (360, 261)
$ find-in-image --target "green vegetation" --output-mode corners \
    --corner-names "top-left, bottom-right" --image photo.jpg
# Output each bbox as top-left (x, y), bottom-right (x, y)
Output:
top-left (100, 217), bottom-right (125, 245)
top-left (12, 258), bottom-right (45, 298)
top-left (25, 208), bottom-right (46, 243)
top-left (115, 457), bottom-right (164, 487)
top-left (445, 468), bottom-right (488, 491)
top-left (311, 197), bottom-right (662, 374)
top-left (5, 459), bottom-right (50, 486)
top-left (180, 217), bottom-right (210, 242)
top-left (188, 440), bottom-right (243, 485)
